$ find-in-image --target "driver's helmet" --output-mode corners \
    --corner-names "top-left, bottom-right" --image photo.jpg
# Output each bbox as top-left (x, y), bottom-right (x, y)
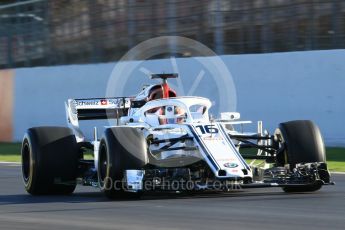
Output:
top-left (158, 105), bottom-right (186, 125)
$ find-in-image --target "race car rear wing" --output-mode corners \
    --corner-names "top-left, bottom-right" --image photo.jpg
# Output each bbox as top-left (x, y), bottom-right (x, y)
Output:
top-left (65, 97), bottom-right (131, 141)
top-left (66, 97), bottom-right (131, 120)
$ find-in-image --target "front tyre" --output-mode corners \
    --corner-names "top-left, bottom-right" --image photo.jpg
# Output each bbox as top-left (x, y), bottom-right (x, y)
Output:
top-left (275, 120), bottom-right (329, 193)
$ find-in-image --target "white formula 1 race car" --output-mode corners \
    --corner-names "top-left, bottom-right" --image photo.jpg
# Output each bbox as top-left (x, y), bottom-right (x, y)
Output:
top-left (21, 74), bottom-right (333, 199)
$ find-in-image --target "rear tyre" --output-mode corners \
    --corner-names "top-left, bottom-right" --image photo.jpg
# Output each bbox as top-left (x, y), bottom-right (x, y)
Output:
top-left (275, 120), bottom-right (328, 193)
top-left (98, 127), bottom-right (148, 199)
top-left (21, 127), bottom-right (79, 195)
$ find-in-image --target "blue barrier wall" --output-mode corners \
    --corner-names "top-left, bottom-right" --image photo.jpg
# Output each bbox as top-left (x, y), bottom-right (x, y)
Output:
top-left (13, 50), bottom-right (345, 146)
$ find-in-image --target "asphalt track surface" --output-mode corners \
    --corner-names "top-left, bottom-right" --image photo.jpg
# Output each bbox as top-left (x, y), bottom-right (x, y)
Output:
top-left (0, 163), bottom-right (344, 230)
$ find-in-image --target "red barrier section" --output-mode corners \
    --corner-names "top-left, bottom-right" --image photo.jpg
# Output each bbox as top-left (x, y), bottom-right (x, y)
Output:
top-left (0, 70), bottom-right (14, 142)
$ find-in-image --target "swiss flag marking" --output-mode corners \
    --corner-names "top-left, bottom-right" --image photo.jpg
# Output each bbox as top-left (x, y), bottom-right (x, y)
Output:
top-left (101, 99), bottom-right (107, 105)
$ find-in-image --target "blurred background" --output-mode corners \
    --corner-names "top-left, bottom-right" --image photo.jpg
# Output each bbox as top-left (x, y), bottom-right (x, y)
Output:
top-left (1, 0), bottom-right (345, 69)
top-left (0, 0), bottom-right (344, 148)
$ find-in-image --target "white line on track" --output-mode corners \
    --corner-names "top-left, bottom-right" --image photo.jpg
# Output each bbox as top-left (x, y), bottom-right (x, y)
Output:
top-left (331, 172), bottom-right (345, 175)
top-left (0, 162), bottom-right (21, 166)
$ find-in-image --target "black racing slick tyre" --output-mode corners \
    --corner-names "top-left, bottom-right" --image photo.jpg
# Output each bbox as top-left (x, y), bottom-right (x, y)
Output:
top-left (21, 127), bottom-right (79, 195)
top-left (98, 127), bottom-right (148, 199)
top-left (275, 120), bottom-right (327, 193)
top-left (277, 120), bottom-right (326, 167)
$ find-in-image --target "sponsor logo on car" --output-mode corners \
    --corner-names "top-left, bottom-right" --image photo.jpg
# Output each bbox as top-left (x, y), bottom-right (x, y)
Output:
top-left (203, 136), bottom-right (223, 141)
top-left (223, 162), bottom-right (238, 168)
top-left (76, 100), bottom-right (99, 106)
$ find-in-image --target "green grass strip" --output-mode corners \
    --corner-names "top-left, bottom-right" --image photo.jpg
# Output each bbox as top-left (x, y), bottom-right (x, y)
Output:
top-left (1, 143), bottom-right (344, 171)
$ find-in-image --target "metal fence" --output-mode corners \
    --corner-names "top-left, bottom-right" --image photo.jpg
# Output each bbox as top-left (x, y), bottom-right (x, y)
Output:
top-left (1, 0), bottom-right (345, 69)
